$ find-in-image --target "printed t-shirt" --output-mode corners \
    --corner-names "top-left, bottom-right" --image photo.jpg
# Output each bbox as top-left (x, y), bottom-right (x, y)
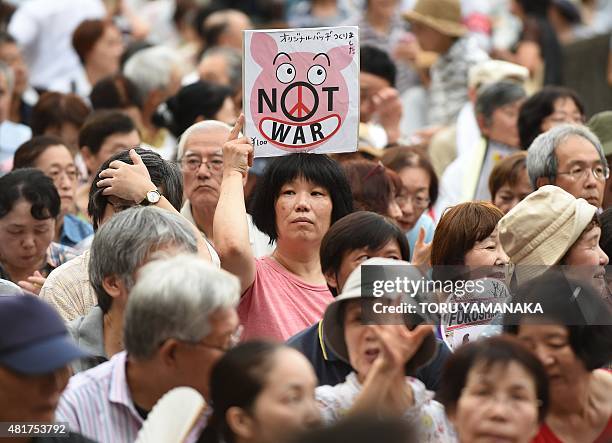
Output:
top-left (238, 256), bottom-right (334, 341)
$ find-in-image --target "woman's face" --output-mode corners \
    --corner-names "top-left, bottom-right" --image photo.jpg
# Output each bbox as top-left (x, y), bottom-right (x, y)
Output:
top-left (451, 360), bottom-right (540, 443)
top-left (327, 239), bottom-right (403, 293)
top-left (238, 348), bottom-right (320, 443)
top-left (493, 170), bottom-right (533, 215)
top-left (274, 177), bottom-right (333, 245)
top-left (517, 324), bottom-right (587, 401)
top-left (463, 228), bottom-right (509, 268)
top-left (562, 226), bottom-right (609, 295)
top-left (540, 97), bottom-right (584, 133)
top-left (395, 167), bottom-right (431, 233)
top-left (344, 301), bottom-right (381, 381)
top-left (0, 199), bottom-right (55, 276)
top-left (88, 24), bottom-right (124, 76)
top-left (34, 145), bottom-right (78, 216)
top-left (214, 96), bottom-right (237, 125)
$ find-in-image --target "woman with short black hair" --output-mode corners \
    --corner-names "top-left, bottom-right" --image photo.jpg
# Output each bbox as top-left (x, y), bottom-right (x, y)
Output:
top-left (0, 168), bottom-right (76, 293)
top-left (214, 117), bottom-right (353, 341)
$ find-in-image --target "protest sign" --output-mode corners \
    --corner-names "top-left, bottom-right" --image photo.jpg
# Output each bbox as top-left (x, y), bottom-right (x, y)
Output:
top-left (243, 27), bottom-right (359, 157)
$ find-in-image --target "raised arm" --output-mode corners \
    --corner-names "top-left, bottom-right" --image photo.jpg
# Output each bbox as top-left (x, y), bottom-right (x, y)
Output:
top-left (96, 149), bottom-right (212, 262)
top-left (213, 115), bottom-right (256, 294)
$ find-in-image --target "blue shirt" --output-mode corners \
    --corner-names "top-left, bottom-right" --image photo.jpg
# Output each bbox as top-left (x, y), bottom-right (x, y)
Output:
top-left (60, 214), bottom-right (93, 248)
top-left (406, 213), bottom-right (436, 260)
top-left (287, 320), bottom-right (452, 391)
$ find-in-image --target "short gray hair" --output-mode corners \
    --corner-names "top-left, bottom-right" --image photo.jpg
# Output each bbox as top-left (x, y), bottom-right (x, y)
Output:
top-left (89, 206), bottom-right (198, 313)
top-left (177, 120), bottom-right (233, 160)
top-left (475, 81), bottom-right (526, 126)
top-left (123, 46), bottom-right (180, 98)
top-left (0, 60), bottom-right (14, 93)
top-left (200, 46), bottom-right (242, 93)
top-left (526, 124), bottom-right (608, 187)
top-left (124, 254), bottom-right (240, 359)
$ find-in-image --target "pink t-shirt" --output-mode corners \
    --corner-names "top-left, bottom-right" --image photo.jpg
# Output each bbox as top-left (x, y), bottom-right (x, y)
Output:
top-left (238, 256), bottom-right (334, 341)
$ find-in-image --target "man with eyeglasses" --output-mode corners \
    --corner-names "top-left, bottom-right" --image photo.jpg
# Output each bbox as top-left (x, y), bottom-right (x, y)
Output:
top-left (527, 124), bottom-right (609, 208)
top-left (57, 254), bottom-right (241, 443)
top-left (177, 120), bottom-right (273, 266)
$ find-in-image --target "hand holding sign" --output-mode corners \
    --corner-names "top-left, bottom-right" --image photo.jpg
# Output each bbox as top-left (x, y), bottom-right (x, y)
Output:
top-left (244, 27), bottom-right (359, 157)
top-left (223, 114), bottom-right (253, 179)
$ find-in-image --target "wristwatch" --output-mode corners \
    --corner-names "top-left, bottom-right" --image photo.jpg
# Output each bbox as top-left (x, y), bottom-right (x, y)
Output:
top-left (140, 189), bottom-right (161, 206)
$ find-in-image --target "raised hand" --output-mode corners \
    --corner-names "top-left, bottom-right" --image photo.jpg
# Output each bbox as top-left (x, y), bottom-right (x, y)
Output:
top-left (411, 227), bottom-right (432, 267)
top-left (372, 324), bottom-right (434, 376)
top-left (97, 149), bottom-right (156, 204)
top-left (223, 114), bottom-right (253, 178)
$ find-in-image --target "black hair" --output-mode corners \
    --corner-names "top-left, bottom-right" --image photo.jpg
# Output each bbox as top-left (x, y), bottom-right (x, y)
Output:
top-left (249, 154), bottom-right (353, 242)
top-left (600, 208), bottom-right (612, 258)
top-left (198, 340), bottom-right (283, 443)
top-left (88, 148), bottom-right (183, 230)
top-left (0, 31), bottom-right (16, 45)
top-left (360, 45), bottom-right (396, 87)
top-left (152, 80), bottom-right (233, 139)
top-left (515, 0), bottom-right (551, 17)
top-left (90, 74), bottom-right (144, 111)
top-left (13, 135), bottom-right (67, 169)
top-left (0, 168), bottom-right (60, 220)
top-left (320, 211), bottom-right (410, 296)
top-left (518, 86), bottom-right (585, 149)
top-left (504, 270), bottom-right (612, 371)
top-left (436, 335), bottom-right (549, 422)
top-left (78, 110), bottom-right (138, 155)
top-left (289, 416), bottom-right (415, 443)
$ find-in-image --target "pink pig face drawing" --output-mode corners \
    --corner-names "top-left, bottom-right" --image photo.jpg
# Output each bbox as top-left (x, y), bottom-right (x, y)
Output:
top-left (250, 32), bottom-right (354, 151)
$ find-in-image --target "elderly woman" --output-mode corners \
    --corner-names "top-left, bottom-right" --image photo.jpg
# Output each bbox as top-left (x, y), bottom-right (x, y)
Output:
top-left (518, 86), bottom-right (585, 149)
top-left (197, 341), bottom-right (321, 443)
top-left (52, 19), bottom-right (124, 98)
top-left (214, 116), bottom-right (353, 341)
top-left (0, 168), bottom-right (76, 293)
top-left (488, 151), bottom-right (533, 214)
top-left (13, 135), bottom-right (93, 247)
top-left (315, 257), bottom-right (453, 441)
top-left (436, 335), bottom-right (549, 443)
top-left (431, 202), bottom-right (510, 350)
top-left (498, 185), bottom-right (609, 296)
top-left (504, 271), bottom-right (612, 443)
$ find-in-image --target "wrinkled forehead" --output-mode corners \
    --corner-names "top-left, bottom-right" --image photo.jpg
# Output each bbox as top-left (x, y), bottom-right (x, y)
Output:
top-left (181, 127), bottom-right (230, 157)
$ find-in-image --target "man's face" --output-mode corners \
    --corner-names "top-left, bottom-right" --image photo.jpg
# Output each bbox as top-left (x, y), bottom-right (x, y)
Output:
top-left (198, 53), bottom-right (231, 86)
top-left (181, 127), bottom-right (229, 213)
top-left (174, 307), bottom-right (240, 401)
top-left (604, 155), bottom-right (612, 209)
top-left (482, 99), bottom-right (524, 148)
top-left (553, 135), bottom-right (606, 207)
top-left (82, 130), bottom-right (141, 175)
top-left (224, 12), bottom-right (251, 50)
top-left (0, 365), bottom-right (70, 422)
top-left (360, 72), bottom-right (391, 123)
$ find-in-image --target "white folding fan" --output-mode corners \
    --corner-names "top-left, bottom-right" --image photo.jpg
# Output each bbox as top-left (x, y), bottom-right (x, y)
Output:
top-left (134, 386), bottom-right (207, 443)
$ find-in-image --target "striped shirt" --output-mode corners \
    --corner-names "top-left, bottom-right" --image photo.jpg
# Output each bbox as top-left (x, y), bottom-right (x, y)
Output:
top-left (56, 351), bottom-right (206, 443)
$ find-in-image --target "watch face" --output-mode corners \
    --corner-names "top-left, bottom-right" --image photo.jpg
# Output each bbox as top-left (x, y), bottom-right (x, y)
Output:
top-left (147, 190), bottom-right (161, 204)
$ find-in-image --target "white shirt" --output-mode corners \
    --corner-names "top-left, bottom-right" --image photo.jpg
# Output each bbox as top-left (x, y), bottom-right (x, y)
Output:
top-left (8, 0), bottom-right (106, 91)
top-left (0, 120), bottom-right (32, 163)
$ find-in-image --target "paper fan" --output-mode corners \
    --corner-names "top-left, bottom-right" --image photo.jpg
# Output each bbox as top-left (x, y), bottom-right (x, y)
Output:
top-left (134, 386), bottom-right (206, 443)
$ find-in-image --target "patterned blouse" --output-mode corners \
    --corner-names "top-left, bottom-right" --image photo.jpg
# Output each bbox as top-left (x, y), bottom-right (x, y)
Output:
top-left (315, 372), bottom-right (456, 442)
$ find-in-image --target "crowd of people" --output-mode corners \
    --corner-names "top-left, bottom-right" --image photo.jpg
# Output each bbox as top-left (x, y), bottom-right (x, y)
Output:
top-left (0, 0), bottom-right (611, 442)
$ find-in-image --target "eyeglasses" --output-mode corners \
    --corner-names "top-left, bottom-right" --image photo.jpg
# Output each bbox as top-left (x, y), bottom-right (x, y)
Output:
top-left (187, 325), bottom-right (243, 353)
top-left (557, 165), bottom-right (610, 182)
top-left (47, 167), bottom-right (80, 182)
top-left (180, 156), bottom-right (224, 173)
top-left (461, 387), bottom-right (542, 409)
top-left (396, 193), bottom-right (430, 209)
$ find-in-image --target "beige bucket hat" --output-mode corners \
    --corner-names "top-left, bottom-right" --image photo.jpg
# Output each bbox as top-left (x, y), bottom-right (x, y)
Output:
top-left (498, 185), bottom-right (597, 281)
top-left (403, 0), bottom-right (467, 37)
top-left (322, 257), bottom-right (438, 376)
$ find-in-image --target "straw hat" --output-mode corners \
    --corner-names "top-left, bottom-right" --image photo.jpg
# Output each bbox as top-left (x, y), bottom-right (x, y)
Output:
top-left (403, 0), bottom-right (467, 37)
top-left (468, 60), bottom-right (530, 90)
top-left (498, 186), bottom-right (597, 281)
top-left (322, 257), bottom-right (438, 376)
